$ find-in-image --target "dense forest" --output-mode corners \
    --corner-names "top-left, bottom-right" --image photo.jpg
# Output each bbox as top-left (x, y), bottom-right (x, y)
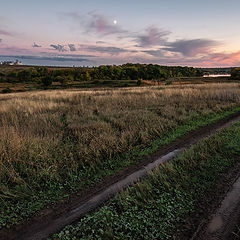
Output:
top-left (0, 63), bottom-right (203, 86)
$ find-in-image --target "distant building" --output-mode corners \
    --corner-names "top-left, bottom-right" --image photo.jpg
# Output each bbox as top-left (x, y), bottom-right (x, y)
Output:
top-left (14, 59), bottom-right (22, 65)
top-left (0, 59), bottom-right (23, 66)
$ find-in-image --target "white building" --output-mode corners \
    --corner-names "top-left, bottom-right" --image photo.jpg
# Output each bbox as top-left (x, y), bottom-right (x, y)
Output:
top-left (0, 60), bottom-right (22, 66)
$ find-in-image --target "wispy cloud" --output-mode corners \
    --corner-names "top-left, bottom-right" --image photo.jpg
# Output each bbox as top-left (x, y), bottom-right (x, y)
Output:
top-left (96, 41), bottom-right (107, 44)
top-left (135, 26), bottom-right (170, 47)
top-left (82, 45), bottom-right (137, 55)
top-left (163, 39), bottom-right (219, 57)
top-left (63, 11), bottom-right (127, 36)
top-left (0, 45), bottom-right (31, 54)
top-left (32, 42), bottom-right (41, 48)
top-left (68, 44), bottom-right (77, 51)
top-left (0, 54), bottom-right (92, 62)
top-left (54, 53), bottom-right (96, 58)
top-left (142, 49), bottom-right (165, 57)
top-left (50, 44), bottom-right (67, 52)
top-left (87, 11), bottom-right (127, 35)
top-left (0, 29), bottom-right (13, 36)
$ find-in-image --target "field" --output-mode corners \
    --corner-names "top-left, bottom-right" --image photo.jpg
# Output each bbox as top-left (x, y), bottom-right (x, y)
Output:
top-left (51, 121), bottom-right (240, 240)
top-left (1, 83), bottom-right (240, 238)
top-left (0, 79), bottom-right (144, 93)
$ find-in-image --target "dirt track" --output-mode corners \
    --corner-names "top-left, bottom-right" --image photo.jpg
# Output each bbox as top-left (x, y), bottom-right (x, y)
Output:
top-left (206, 175), bottom-right (240, 239)
top-left (190, 164), bottom-right (240, 240)
top-left (1, 112), bottom-right (240, 240)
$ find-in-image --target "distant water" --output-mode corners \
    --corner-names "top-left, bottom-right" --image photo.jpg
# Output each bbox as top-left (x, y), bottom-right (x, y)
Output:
top-left (203, 74), bottom-right (231, 78)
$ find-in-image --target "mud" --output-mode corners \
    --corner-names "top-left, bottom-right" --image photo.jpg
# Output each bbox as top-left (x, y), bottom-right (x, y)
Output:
top-left (1, 112), bottom-right (240, 240)
top-left (193, 172), bottom-right (240, 240)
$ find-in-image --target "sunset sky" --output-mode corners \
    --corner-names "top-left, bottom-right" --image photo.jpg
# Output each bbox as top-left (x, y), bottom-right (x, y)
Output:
top-left (0, 0), bottom-right (240, 67)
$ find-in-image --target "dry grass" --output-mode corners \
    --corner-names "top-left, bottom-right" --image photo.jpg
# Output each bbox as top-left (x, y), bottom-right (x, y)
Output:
top-left (0, 83), bottom-right (240, 193)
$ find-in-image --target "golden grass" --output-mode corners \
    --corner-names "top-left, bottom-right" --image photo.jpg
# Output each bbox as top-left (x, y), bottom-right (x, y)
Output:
top-left (1, 83), bottom-right (240, 188)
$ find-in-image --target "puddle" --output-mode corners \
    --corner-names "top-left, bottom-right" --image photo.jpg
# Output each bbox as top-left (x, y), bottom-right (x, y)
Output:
top-left (206, 176), bottom-right (240, 239)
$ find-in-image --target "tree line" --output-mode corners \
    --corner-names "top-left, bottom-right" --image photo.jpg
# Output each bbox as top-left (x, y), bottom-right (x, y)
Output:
top-left (0, 63), bottom-right (203, 86)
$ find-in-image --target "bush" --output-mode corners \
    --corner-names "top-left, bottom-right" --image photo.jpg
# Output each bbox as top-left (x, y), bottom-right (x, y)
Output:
top-left (18, 69), bottom-right (32, 82)
top-left (41, 76), bottom-right (52, 87)
top-left (165, 81), bottom-right (172, 85)
top-left (123, 83), bottom-right (130, 87)
top-left (32, 77), bottom-right (42, 84)
top-left (137, 79), bottom-right (142, 86)
top-left (7, 72), bottom-right (18, 78)
top-left (1, 87), bottom-right (12, 93)
top-left (55, 76), bottom-right (68, 86)
top-left (54, 76), bottom-right (64, 83)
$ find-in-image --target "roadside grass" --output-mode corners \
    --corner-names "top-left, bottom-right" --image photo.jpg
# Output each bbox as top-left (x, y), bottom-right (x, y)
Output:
top-left (0, 83), bottom-right (240, 228)
top-left (51, 121), bottom-right (240, 240)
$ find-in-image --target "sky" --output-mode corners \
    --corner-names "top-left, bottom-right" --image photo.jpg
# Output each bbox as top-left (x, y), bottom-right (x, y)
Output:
top-left (0, 0), bottom-right (240, 67)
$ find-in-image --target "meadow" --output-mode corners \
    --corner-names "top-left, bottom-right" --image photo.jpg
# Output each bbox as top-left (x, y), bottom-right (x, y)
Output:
top-left (1, 83), bottom-right (240, 228)
top-left (51, 119), bottom-right (240, 240)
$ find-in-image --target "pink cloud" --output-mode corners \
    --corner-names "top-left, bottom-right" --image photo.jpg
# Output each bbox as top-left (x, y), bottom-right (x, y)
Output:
top-left (201, 51), bottom-right (240, 66)
top-left (63, 11), bottom-right (127, 36)
top-left (0, 29), bottom-right (13, 36)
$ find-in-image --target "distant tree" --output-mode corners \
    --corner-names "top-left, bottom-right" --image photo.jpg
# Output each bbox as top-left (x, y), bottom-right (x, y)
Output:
top-left (41, 76), bottom-right (52, 87)
top-left (35, 66), bottom-right (48, 76)
top-left (54, 76), bottom-right (64, 84)
top-left (86, 71), bottom-right (91, 81)
top-left (125, 66), bottom-right (139, 80)
top-left (231, 68), bottom-right (240, 80)
top-left (53, 69), bottom-right (63, 77)
top-left (18, 69), bottom-right (32, 82)
top-left (31, 69), bottom-right (39, 78)
top-left (7, 72), bottom-right (18, 78)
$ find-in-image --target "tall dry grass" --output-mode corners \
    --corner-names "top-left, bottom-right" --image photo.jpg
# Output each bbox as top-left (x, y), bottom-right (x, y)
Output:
top-left (0, 83), bottom-right (240, 194)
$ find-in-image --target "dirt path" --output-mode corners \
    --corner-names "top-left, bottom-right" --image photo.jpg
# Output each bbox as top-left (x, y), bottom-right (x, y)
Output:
top-left (190, 166), bottom-right (240, 240)
top-left (206, 176), bottom-right (240, 239)
top-left (1, 112), bottom-right (240, 240)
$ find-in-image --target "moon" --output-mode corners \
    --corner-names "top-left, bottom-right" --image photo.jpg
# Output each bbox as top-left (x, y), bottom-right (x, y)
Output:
top-left (113, 20), bottom-right (117, 25)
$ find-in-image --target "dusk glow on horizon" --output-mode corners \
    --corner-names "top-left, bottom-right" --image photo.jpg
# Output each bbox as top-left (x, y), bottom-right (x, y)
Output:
top-left (0, 0), bottom-right (240, 67)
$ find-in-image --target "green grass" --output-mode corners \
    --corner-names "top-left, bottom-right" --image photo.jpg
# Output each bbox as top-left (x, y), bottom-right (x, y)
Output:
top-left (1, 106), bottom-right (240, 229)
top-left (51, 120), bottom-right (240, 240)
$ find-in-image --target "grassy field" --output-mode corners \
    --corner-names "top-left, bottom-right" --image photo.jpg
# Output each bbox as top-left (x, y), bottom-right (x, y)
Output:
top-left (1, 77), bottom-right (238, 93)
top-left (0, 79), bottom-right (145, 93)
top-left (1, 83), bottom-right (240, 228)
top-left (51, 121), bottom-right (240, 240)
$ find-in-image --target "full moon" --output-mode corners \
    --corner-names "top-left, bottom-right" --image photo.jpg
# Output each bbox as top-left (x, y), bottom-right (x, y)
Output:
top-left (113, 20), bottom-right (117, 25)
